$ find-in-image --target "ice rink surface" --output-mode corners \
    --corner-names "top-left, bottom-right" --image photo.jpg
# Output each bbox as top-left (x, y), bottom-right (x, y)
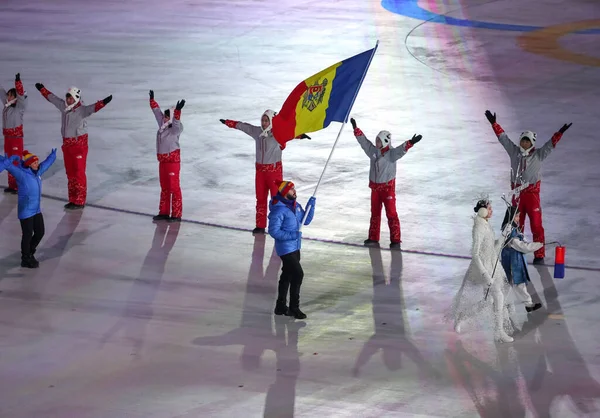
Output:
top-left (1, 0), bottom-right (599, 416)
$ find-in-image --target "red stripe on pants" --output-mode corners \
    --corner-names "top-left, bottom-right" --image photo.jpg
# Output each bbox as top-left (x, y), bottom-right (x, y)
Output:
top-left (255, 162), bottom-right (283, 229)
top-left (3, 136), bottom-right (23, 190)
top-left (517, 191), bottom-right (545, 258)
top-left (62, 137), bottom-right (88, 205)
top-left (368, 180), bottom-right (401, 243)
top-left (158, 150), bottom-right (182, 218)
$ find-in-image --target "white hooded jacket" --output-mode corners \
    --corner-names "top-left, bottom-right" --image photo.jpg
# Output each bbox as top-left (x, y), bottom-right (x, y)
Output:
top-left (234, 110), bottom-right (283, 164)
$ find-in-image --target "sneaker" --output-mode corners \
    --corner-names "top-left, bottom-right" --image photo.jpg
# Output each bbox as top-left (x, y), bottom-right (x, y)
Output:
top-left (390, 242), bottom-right (401, 250)
top-left (167, 217), bottom-right (182, 223)
top-left (3, 187), bottom-right (17, 194)
top-left (526, 303), bottom-right (542, 313)
top-left (363, 239), bottom-right (379, 247)
top-left (153, 214), bottom-right (170, 221)
top-left (252, 227), bottom-right (266, 235)
top-left (532, 257), bottom-right (544, 265)
top-left (286, 307), bottom-right (307, 320)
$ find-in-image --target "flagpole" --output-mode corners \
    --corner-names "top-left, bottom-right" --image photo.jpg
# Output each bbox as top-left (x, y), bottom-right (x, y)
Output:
top-left (299, 40), bottom-right (379, 230)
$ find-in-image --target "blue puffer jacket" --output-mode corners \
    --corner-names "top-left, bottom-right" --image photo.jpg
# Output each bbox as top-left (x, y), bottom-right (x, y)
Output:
top-left (501, 228), bottom-right (531, 285)
top-left (268, 194), bottom-right (315, 256)
top-left (0, 151), bottom-right (56, 219)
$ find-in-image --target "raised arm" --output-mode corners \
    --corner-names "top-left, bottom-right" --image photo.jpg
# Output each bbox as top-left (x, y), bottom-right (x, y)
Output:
top-left (171, 99), bottom-right (185, 135)
top-left (82, 95), bottom-right (112, 118)
top-left (0, 155), bottom-right (25, 182)
top-left (149, 90), bottom-right (164, 126)
top-left (38, 149), bottom-right (57, 177)
top-left (36, 83), bottom-right (65, 111)
top-left (219, 118), bottom-right (262, 139)
top-left (390, 134), bottom-right (422, 161)
top-left (536, 123), bottom-right (571, 161)
top-left (268, 211), bottom-right (299, 241)
top-left (14, 73), bottom-right (27, 110)
top-left (351, 118), bottom-right (378, 159)
top-left (485, 110), bottom-right (519, 156)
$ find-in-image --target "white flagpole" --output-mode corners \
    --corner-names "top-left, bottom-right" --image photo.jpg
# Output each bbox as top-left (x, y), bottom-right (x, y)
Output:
top-left (299, 40), bottom-right (379, 230)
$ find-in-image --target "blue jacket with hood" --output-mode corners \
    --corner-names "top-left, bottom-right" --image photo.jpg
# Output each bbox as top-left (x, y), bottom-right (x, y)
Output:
top-left (268, 193), bottom-right (315, 256)
top-left (0, 150), bottom-right (56, 219)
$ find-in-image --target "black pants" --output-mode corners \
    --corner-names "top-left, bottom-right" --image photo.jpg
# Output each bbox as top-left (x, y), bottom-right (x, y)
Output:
top-left (277, 250), bottom-right (304, 309)
top-left (20, 213), bottom-right (45, 257)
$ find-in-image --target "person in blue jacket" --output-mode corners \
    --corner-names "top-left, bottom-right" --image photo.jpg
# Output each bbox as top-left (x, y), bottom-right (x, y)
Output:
top-left (501, 205), bottom-right (543, 313)
top-left (0, 148), bottom-right (57, 268)
top-left (268, 180), bottom-right (315, 319)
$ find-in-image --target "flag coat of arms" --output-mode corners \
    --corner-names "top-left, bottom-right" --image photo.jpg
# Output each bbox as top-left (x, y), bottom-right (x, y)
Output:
top-left (272, 46), bottom-right (377, 148)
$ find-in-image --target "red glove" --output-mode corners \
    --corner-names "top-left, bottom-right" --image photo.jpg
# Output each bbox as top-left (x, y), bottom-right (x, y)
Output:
top-left (220, 119), bottom-right (237, 129)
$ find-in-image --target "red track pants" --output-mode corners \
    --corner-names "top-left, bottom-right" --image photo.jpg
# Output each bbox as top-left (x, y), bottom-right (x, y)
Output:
top-left (3, 136), bottom-right (23, 190)
top-left (368, 179), bottom-right (401, 243)
top-left (62, 137), bottom-right (89, 205)
top-left (513, 189), bottom-right (545, 258)
top-left (255, 162), bottom-right (282, 229)
top-left (158, 150), bottom-right (182, 218)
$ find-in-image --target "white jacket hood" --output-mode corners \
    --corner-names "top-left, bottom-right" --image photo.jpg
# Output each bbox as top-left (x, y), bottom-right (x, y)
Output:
top-left (260, 109), bottom-right (277, 138)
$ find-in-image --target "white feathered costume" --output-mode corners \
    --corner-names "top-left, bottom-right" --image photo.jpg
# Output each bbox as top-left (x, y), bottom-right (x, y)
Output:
top-left (450, 200), bottom-right (515, 343)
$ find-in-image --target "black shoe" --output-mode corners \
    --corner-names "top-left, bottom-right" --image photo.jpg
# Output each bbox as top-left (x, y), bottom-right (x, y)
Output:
top-left (64, 202), bottom-right (85, 210)
top-left (363, 239), bottom-right (379, 247)
top-left (532, 257), bottom-right (544, 265)
top-left (526, 303), bottom-right (542, 313)
top-left (286, 307), bottom-right (307, 320)
top-left (21, 255), bottom-right (39, 269)
top-left (167, 217), bottom-right (181, 223)
top-left (390, 242), bottom-right (401, 250)
top-left (252, 227), bottom-right (266, 235)
top-left (274, 302), bottom-right (288, 316)
top-left (152, 214), bottom-right (170, 221)
top-left (3, 187), bottom-right (17, 194)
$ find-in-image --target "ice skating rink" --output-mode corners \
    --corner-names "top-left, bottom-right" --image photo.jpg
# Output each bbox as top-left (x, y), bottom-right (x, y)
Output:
top-left (1, 0), bottom-right (600, 416)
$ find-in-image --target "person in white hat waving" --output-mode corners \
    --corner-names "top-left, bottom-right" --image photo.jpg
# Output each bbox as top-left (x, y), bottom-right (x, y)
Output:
top-left (351, 117), bottom-right (422, 250)
top-left (485, 110), bottom-right (572, 264)
top-left (35, 82), bottom-right (112, 210)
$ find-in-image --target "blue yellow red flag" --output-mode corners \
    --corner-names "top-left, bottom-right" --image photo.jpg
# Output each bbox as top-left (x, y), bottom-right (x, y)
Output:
top-left (272, 45), bottom-right (377, 147)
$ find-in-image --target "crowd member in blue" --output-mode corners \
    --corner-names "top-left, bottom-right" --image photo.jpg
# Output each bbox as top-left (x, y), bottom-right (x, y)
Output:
top-left (501, 205), bottom-right (543, 313)
top-left (0, 148), bottom-right (56, 268)
top-left (268, 180), bottom-right (315, 319)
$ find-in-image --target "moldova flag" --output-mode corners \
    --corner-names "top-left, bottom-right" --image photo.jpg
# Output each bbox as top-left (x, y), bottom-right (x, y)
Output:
top-left (272, 44), bottom-right (378, 148)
